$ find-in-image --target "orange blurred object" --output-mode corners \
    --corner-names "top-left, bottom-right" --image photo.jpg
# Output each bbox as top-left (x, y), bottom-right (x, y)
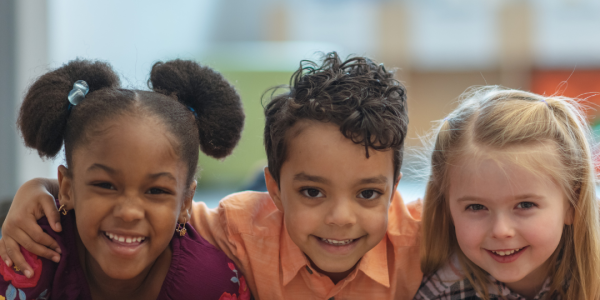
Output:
top-left (531, 69), bottom-right (600, 122)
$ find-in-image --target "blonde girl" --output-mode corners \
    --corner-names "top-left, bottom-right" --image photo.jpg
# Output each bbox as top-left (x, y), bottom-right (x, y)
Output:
top-left (414, 86), bottom-right (600, 299)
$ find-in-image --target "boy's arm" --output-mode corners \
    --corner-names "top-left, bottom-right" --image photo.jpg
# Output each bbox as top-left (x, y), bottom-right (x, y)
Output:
top-left (0, 178), bottom-right (62, 278)
top-left (189, 198), bottom-right (262, 297)
top-left (189, 201), bottom-right (244, 269)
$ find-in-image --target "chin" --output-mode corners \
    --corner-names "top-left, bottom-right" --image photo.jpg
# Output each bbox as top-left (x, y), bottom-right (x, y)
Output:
top-left (100, 263), bottom-right (145, 280)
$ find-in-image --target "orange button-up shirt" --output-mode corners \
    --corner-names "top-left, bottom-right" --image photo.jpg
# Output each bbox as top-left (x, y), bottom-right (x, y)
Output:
top-left (191, 191), bottom-right (422, 300)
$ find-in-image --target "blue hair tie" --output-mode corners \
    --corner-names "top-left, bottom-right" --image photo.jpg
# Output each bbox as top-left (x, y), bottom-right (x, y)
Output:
top-left (187, 106), bottom-right (198, 118)
top-left (67, 80), bottom-right (89, 110)
top-left (540, 98), bottom-right (549, 107)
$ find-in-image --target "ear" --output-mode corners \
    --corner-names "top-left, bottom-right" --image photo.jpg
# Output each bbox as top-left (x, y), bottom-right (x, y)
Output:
top-left (57, 165), bottom-right (74, 210)
top-left (179, 180), bottom-right (196, 223)
top-left (390, 172), bottom-right (402, 203)
top-left (264, 167), bottom-right (284, 212)
top-left (394, 172), bottom-right (402, 190)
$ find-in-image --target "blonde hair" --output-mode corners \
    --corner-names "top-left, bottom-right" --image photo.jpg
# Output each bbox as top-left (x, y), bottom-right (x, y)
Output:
top-left (420, 86), bottom-right (600, 299)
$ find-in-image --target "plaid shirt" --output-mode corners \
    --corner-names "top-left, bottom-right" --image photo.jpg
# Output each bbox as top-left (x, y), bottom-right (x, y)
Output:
top-left (413, 258), bottom-right (554, 300)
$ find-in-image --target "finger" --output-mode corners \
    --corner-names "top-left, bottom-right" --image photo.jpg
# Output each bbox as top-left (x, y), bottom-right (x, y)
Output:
top-left (24, 228), bottom-right (62, 259)
top-left (4, 238), bottom-right (34, 278)
top-left (0, 239), bottom-right (13, 268)
top-left (8, 225), bottom-right (61, 262)
top-left (37, 194), bottom-right (62, 233)
top-left (21, 214), bottom-right (61, 254)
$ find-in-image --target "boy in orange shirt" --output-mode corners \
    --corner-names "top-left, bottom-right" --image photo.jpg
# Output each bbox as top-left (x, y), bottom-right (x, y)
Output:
top-left (0, 52), bottom-right (422, 299)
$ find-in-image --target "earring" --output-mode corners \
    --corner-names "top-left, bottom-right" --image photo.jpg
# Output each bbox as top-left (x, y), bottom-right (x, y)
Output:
top-left (58, 204), bottom-right (68, 216)
top-left (175, 220), bottom-right (187, 237)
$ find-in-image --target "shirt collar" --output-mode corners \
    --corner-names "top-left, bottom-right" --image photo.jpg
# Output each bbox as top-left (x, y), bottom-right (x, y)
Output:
top-left (279, 223), bottom-right (390, 288)
top-left (280, 223), bottom-right (311, 286)
top-left (356, 235), bottom-right (390, 287)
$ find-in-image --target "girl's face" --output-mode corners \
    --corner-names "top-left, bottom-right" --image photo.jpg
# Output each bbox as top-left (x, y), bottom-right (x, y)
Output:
top-left (58, 116), bottom-right (193, 280)
top-left (448, 152), bottom-right (572, 294)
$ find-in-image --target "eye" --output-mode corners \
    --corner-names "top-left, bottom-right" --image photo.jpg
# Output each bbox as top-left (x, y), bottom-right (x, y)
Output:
top-left (357, 189), bottom-right (381, 200)
top-left (147, 188), bottom-right (169, 195)
top-left (466, 204), bottom-right (486, 211)
top-left (94, 182), bottom-right (115, 190)
top-left (301, 188), bottom-right (324, 198)
top-left (516, 202), bottom-right (536, 209)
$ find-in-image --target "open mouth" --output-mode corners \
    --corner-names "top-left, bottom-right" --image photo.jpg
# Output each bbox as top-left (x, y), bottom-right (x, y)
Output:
top-left (104, 232), bottom-right (146, 245)
top-left (318, 237), bottom-right (357, 246)
top-left (489, 246), bottom-right (526, 257)
top-left (312, 235), bottom-right (364, 255)
top-left (486, 246), bottom-right (528, 263)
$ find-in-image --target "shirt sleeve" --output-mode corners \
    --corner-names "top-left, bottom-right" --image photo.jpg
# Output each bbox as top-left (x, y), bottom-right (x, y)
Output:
top-left (405, 198), bottom-right (423, 221)
top-left (189, 200), bottom-right (244, 272)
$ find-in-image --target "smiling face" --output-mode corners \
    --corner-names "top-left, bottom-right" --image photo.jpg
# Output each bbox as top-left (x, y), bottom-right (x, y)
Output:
top-left (266, 121), bottom-right (398, 279)
top-left (58, 115), bottom-right (193, 281)
top-left (448, 149), bottom-right (572, 294)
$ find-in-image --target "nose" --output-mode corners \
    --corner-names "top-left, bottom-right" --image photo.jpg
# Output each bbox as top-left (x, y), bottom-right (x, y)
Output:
top-left (491, 213), bottom-right (515, 239)
top-left (324, 197), bottom-right (357, 227)
top-left (113, 194), bottom-right (144, 222)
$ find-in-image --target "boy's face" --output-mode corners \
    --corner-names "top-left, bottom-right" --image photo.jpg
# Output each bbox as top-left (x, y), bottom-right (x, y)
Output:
top-left (266, 120), bottom-right (398, 277)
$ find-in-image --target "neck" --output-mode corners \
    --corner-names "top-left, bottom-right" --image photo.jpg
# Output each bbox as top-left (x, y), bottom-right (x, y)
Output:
top-left (76, 231), bottom-right (172, 300)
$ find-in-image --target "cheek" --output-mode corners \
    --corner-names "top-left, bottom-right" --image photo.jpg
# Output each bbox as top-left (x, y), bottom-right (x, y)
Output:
top-left (283, 200), bottom-right (322, 240)
top-left (359, 204), bottom-right (389, 239)
top-left (453, 218), bottom-right (485, 252)
top-left (521, 213), bottom-right (565, 248)
top-left (450, 207), bottom-right (485, 252)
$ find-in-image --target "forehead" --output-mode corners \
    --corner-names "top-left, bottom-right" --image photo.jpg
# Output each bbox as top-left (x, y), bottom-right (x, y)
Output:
top-left (448, 144), bottom-right (564, 199)
top-left (71, 116), bottom-right (184, 177)
top-left (281, 120), bottom-right (394, 184)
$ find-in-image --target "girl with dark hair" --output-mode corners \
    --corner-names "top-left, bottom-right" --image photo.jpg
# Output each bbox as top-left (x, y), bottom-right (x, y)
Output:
top-left (0, 59), bottom-right (249, 299)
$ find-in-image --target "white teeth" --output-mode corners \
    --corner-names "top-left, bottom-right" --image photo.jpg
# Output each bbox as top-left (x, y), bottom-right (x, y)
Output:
top-left (104, 232), bottom-right (146, 244)
top-left (320, 238), bottom-right (354, 246)
top-left (492, 248), bottom-right (523, 256)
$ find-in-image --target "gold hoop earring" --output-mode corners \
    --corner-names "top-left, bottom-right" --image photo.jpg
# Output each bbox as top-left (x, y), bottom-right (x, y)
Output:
top-left (175, 220), bottom-right (187, 237)
top-left (58, 204), bottom-right (68, 215)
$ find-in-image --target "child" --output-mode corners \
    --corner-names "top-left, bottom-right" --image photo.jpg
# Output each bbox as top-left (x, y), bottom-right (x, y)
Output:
top-left (0, 59), bottom-right (250, 299)
top-left (414, 87), bottom-right (600, 299)
top-left (1, 53), bottom-right (423, 299)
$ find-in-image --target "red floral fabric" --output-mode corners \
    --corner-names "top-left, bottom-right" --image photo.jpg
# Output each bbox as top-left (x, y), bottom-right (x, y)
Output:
top-left (0, 246), bottom-right (42, 288)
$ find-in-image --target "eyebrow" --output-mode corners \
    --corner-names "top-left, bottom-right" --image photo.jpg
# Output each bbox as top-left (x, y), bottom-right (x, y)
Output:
top-left (87, 163), bottom-right (117, 174)
top-left (357, 176), bottom-right (388, 185)
top-left (456, 194), bottom-right (544, 203)
top-left (149, 172), bottom-right (177, 182)
top-left (456, 196), bottom-right (483, 203)
top-left (87, 164), bottom-right (177, 182)
top-left (293, 172), bottom-right (330, 184)
top-left (293, 173), bottom-right (388, 185)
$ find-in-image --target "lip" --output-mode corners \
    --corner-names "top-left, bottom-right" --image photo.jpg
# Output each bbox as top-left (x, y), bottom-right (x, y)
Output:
top-left (313, 235), bottom-right (363, 256)
top-left (102, 231), bottom-right (147, 257)
top-left (485, 246), bottom-right (528, 263)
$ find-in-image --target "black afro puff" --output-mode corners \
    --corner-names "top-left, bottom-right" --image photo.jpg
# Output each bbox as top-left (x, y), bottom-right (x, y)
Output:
top-left (150, 59), bottom-right (245, 159)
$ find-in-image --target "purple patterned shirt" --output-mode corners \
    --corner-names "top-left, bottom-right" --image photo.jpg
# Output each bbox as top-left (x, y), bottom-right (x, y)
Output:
top-left (0, 212), bottom-right (251, 300)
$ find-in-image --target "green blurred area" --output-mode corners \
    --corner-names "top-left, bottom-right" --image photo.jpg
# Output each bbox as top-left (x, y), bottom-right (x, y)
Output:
top-left (196, 71), bottom-right (292, 189)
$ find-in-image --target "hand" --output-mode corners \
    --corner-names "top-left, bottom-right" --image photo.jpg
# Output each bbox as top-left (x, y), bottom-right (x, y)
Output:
top-left (0, 178), bottom-right (62, 278)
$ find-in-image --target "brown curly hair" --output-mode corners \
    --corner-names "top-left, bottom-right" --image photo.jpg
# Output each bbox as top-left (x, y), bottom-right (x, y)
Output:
top-left (263, 52), bottom-right (408, 185)
top-left (18, 59), bottom-right (245, 186)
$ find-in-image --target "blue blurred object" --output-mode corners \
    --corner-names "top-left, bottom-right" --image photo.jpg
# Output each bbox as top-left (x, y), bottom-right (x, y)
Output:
top-left (241, 168), bottom-right (268, 192)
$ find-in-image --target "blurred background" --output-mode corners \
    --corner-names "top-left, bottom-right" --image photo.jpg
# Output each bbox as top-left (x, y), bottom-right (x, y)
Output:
top-left (1, 0), bottom-right (600, 212)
